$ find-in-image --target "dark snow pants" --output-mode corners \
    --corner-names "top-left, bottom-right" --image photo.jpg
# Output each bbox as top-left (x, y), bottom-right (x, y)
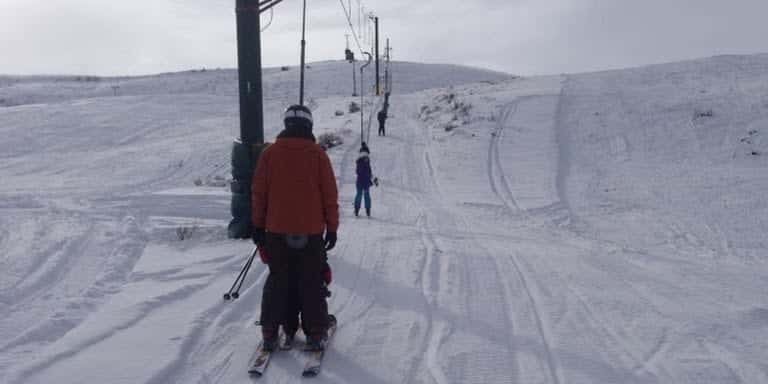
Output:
top-left (378, 120), bottom-right (386, 136)
top-left (282, 250), bottom-right (331, 336)
top-left (260, 233), bottom-right (329, 338)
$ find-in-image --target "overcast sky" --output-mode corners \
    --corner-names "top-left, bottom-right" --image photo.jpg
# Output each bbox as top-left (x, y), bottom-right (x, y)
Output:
top-left (2, 0), bottom-right (768, 76)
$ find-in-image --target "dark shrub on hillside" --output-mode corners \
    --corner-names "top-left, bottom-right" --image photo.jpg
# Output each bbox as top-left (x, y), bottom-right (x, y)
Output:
top-left (318, 132), bottom-right (343, 150)
top-left (693, 109), bottom-right (714, 119)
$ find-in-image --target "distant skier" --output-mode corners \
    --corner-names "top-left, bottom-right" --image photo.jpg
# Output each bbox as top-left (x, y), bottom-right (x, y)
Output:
top-left (377, 109), bottom-right (387, 136)
top-left (354, 142), bottom-right (377, 217)
top-left (251, 104), bottom-right (339, 351)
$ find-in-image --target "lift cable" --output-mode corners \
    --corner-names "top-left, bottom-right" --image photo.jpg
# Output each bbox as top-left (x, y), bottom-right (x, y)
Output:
top-left (338, 0), bottom-right (366, 55)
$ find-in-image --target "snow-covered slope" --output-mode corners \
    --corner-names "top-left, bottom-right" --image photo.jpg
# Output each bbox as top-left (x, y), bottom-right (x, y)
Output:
top-left (1, 56), bottom-right (766, 384)
top-left (560, 54), bottom-right (768, 261)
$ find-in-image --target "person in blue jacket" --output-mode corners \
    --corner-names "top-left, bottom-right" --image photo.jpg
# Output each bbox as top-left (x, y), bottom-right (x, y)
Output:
top-left (354, 142), bottom-right (377, 217)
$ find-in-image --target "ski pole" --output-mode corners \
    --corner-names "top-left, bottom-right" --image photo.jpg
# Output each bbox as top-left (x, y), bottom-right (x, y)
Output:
top-left (223, 246), bottom-right (258, 300)
top-left (223, 248), bottom-right (252, 299)
top-left (226, 247), bottom-right (257, 300)
top-left (231, 246), bottom-right (258, 299)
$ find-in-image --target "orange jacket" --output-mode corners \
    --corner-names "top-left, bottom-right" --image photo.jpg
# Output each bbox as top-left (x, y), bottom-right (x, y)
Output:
top-left (251, 136), bottom-right (339, 235)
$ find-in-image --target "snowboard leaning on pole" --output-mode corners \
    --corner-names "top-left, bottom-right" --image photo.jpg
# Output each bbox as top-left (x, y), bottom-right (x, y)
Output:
top-left (302, 314), bottom-right (338, 378)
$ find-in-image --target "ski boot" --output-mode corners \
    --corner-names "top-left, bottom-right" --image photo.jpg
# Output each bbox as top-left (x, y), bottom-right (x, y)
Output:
top-left (261, 327), bottom-right (279, 352)
top-left (305, 331), bottom-right (328, 351)
top-left (281, 329), bottom-right (296, 350)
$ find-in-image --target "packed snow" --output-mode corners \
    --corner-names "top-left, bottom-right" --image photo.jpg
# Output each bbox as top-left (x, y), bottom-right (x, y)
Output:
top-left (1, 56), bottom-right (766, 383)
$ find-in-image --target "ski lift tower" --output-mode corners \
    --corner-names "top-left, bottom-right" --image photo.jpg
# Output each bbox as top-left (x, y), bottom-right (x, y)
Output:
top-left (228, 0), bottom-right (284, 239)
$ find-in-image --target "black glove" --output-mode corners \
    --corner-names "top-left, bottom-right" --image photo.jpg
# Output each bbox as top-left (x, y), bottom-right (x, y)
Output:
top-left (373, 177), bottom-right (379, 187)
top-left (252, 228), bottom-right (265, 247)
top-left (324, 232), bottom-right (337, 251)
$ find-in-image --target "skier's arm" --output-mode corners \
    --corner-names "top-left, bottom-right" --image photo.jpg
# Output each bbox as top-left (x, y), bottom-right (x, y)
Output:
top-left (319, 153), bottom-right (339, 232)
top-left (367, 161), bottom-right (374, 186)
top-left (367, 160), bottom-right (373, 178)
top-left (251, 151), bottom-right (269, 229)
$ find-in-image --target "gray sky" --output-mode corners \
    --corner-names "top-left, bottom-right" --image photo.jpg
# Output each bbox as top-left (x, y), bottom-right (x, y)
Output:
top-left (2, 0), bottom-right (768, 76)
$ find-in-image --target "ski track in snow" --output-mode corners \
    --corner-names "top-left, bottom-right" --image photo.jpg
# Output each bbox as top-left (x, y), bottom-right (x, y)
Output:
top-left (411, 108), bottom-right (517, 383)
top-left (487, 89), bottom-right (669, 383)
top-left (488, 97), bottom-right (562, 384)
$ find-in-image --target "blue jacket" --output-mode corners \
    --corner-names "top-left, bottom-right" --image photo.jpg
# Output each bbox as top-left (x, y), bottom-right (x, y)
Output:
top-left (356, 154), bottom-right (372, 189)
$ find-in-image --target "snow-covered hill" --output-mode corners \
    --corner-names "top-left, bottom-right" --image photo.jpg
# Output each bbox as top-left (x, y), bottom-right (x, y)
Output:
top-left (1, 56), bottom-right (766, 384)
top-left (0, 61), bottom-right (511, 107)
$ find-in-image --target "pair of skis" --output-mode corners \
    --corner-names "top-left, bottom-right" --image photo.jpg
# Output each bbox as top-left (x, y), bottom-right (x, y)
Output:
top-left (248, 315), bottom-right (337, 378)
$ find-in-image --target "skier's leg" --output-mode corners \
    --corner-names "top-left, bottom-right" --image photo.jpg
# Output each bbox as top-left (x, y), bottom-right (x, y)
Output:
top-left (321, 250), bottom-right (332, 298)
top-left (282, 269), bottom-right (301, 340)
top-left (354, 186), bottom-right (362, 216)
top-left (260, 234), bottom-right (290, 350)
top-left (260, 273), bottom-right (280, 348)
top-left (364, 188), bottom-right (371, 216)
top-left (299, 236), bottom-right (329, 348)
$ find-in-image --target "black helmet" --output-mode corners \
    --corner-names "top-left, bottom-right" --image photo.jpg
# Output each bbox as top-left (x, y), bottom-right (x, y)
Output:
top-left (283, 104), bottom-right (313, 130)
